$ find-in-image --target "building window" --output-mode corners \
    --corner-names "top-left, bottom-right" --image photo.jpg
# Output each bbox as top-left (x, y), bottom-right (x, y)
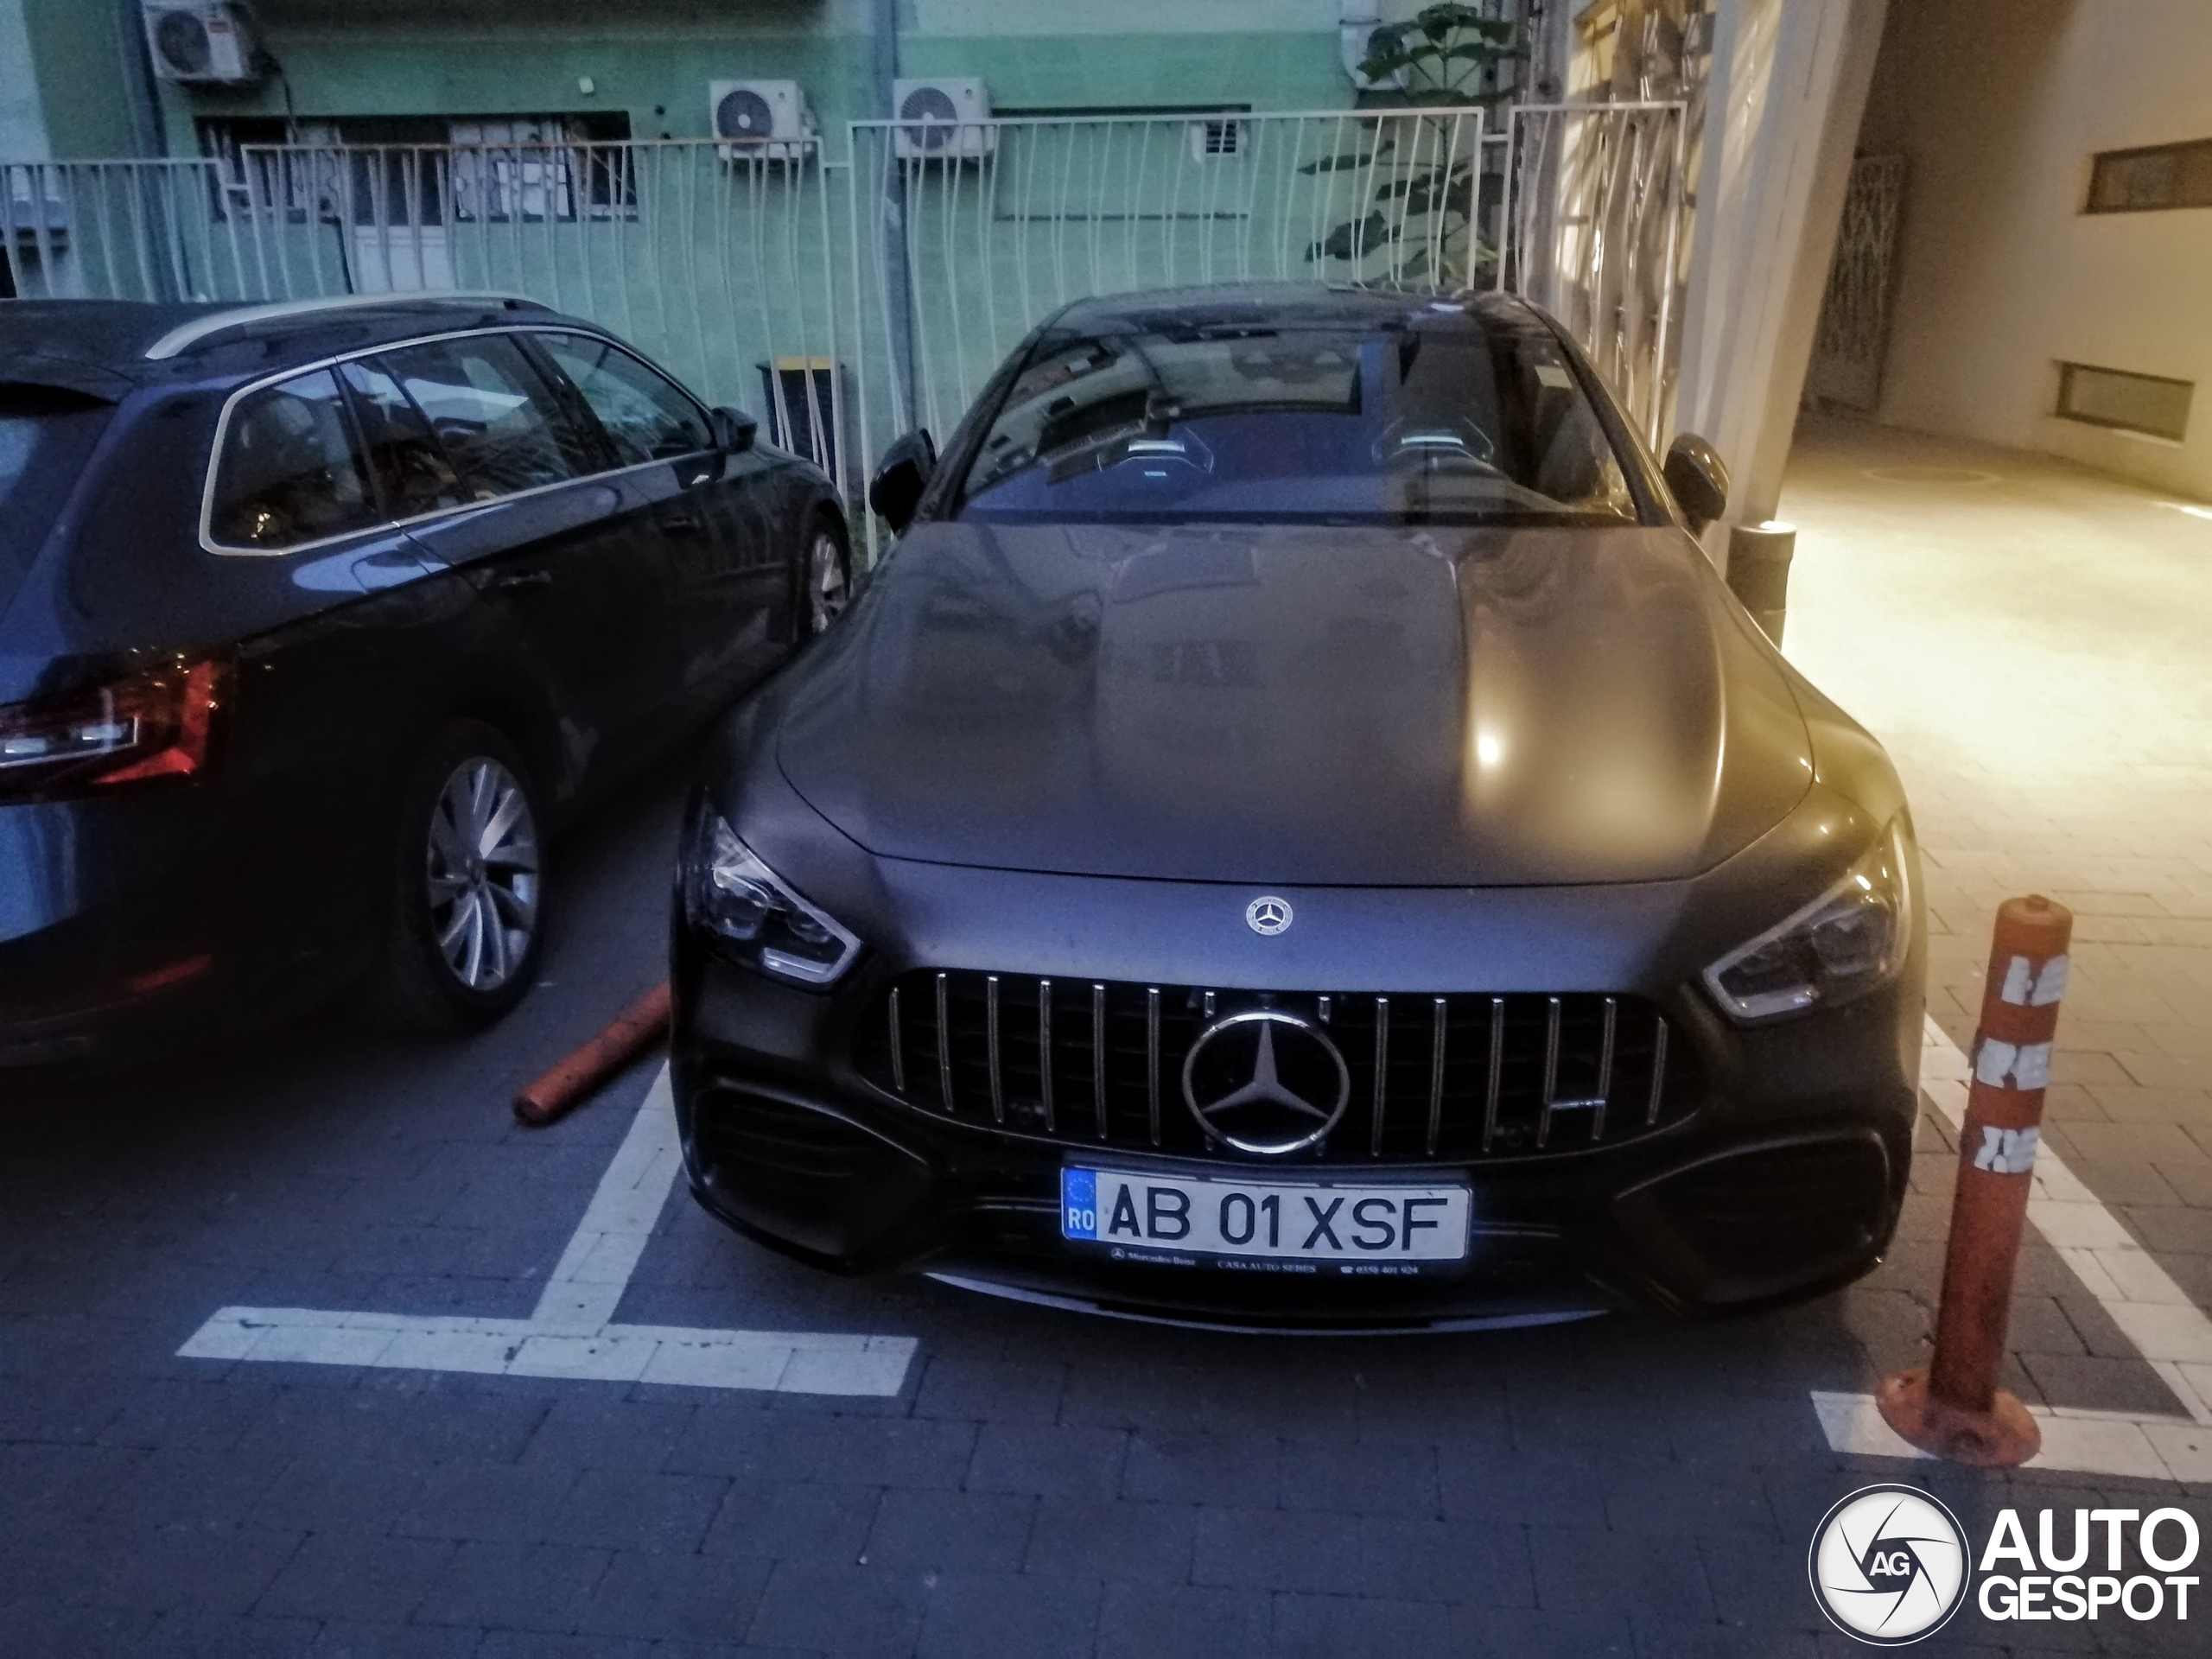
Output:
top-left (2085, 137), bottom-right (2212, 213)
top-left (1193, 118), bottom-right (1243, 159)
top-left (199, 113), bottom-right (635, 225)
top-left (2055, 362), bottom-right (2193, 442)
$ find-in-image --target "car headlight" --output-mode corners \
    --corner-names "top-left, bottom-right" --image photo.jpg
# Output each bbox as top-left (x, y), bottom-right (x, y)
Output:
top-left (684, 810), bottom-right (861, 988)
top-left (1703, 814), bottom-right (1914, 1024)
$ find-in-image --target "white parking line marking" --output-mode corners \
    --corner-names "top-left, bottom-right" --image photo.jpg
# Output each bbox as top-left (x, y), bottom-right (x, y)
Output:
top-left (1810, 1017), bottom-right (2212, 1481)
top-left (176, 1065), bottom-right (918, 1397)
top-left (1812, 1389), bottom-right (2212, 1482)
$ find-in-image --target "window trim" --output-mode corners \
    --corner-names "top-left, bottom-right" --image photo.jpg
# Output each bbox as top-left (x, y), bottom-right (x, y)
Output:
top-left (2084, 137), bottom-right (2212, 215)
top-left (197, 325), bottom-right (711, 557)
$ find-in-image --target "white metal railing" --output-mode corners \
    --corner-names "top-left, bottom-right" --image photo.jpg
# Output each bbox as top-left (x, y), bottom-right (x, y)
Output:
top-left (1502, 102), bottom-right (1691, 446)
top-left (5, 105), bottom-right (1688, 555)
top-left (840, 108), bottom-right (1492, 552)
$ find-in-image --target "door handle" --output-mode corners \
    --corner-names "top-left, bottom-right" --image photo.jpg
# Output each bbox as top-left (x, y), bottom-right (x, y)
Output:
top-left (495, 569), bottom-right (554, 593)
top-left (658, 514), bottom-right (704, 537)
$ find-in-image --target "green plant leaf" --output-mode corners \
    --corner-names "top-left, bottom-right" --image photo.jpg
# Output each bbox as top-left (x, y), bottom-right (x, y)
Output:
top-left (1307, 211), bottom-right (1395, 262)
top-left (1357, 48), bottom-right (1421, 79)
top-left (1440, 40), bottom-right (1526, 67)
top-left (1417, 3), bottom-right (1505, 36)
top-left (1298, 143), bottom-right (1401, 175)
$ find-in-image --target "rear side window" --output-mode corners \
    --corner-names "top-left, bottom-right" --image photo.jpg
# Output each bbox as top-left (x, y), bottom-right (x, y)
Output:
top-left (208, 370), bottom-right (379, 551)
top-left (0, 386), bottom-right (114, 609)
top-left (536, 333), bottom-right (711, 466)
top-left (340, 359), bottom-right (468, 520)
top-left (373, 334), bottom-right (593, 499)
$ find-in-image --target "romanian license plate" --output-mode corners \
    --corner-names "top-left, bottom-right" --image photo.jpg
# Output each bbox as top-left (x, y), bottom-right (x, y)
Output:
top-left (1060, 1166), bottom-right (1470, 1268)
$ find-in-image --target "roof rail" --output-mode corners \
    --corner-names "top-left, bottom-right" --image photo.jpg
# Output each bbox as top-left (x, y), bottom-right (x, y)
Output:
top-left (143, 292), bottom-right (548, 362)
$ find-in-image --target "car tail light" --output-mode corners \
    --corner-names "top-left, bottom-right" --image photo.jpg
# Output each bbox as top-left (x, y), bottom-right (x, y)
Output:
top-left (0, 656), bottom-right (232, 803)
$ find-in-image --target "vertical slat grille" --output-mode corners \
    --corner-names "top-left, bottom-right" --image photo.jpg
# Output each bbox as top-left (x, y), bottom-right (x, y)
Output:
top-left (886, 986), bottom-right (906, 1096)
top-left (985, 975), bottom-right (1004, 1125)
top-left (934, 972), bottom-right (953, 1115)
top-left (1145, 988), bottom-right (1162, 1147)
top-left (1037, 979), bottom-right (1054, 1135)
top-left (1425, 997), bottom-right (1447, 1156)
top-left (1090, 982), bottom-right (1108, 1141)
top-left (1482, 995), bottom-right (1504, 1153)
top-left (1370, 996), bottom-right (1390, 1156)
top-left (1592, 996), bottom-right (1617, 1141)
top-left (872, 975), bottom-right (1695, 1162)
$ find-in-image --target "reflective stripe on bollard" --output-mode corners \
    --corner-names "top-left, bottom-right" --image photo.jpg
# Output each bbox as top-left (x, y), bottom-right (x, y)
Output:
top-left (1876, 893), bottom-right (2073, 1465)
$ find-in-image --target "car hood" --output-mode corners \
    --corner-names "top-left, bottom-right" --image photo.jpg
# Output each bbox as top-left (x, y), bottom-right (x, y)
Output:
top-left (775, 521), bottom-right (1812, 886)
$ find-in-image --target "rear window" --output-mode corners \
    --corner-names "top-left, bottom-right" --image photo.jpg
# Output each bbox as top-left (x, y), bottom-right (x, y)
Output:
top-left (0, 387), bottom-right (114, 609)
top-left (956, 312), bottom-right (1645, 529)
top-left (208, 369), bottom-right (380, 551)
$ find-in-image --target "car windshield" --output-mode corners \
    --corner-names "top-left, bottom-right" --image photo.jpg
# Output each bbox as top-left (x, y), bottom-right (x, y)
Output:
top-left (955, 308), bottom-right (1643, 527)
top-left (0, 386), bottom-right (114, 612)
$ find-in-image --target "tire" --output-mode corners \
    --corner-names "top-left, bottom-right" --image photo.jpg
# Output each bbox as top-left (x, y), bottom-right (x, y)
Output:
top-left (798, 512), bottom-right (854, 642)
top-left (361, 720), bottom-right (547, 1033)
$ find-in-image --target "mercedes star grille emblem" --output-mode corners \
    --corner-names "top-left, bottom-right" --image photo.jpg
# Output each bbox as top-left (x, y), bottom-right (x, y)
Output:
top-left (1181, 1008), bottom-right (1351, 1155)
top-left (1245, 895), bottom-right (1293, 936)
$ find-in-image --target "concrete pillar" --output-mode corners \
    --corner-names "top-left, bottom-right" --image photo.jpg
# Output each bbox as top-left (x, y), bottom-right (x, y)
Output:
top-left (1673, 0), bottom-right (1890, 555)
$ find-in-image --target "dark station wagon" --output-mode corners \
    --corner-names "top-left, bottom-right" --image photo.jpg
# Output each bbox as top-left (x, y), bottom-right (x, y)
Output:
top-left (1, 294), bottom-right (849, 1068)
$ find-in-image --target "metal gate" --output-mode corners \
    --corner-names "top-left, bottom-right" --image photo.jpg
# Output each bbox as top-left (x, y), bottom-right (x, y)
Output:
top-left (4, 105), bottom-right (1688, 558)
top-left (1806, 153), bottom-right (1907, 412)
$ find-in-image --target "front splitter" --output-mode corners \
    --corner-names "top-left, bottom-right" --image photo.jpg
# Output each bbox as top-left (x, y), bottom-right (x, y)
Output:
top-left (924, 1269), bottom-right (1611, 1336)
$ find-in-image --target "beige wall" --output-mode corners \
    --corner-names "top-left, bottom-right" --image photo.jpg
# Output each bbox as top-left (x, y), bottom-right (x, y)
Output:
top-left (1860, 0), bottom-right (2212, 499)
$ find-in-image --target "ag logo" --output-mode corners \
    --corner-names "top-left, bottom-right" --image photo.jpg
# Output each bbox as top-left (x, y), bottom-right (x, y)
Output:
top-left (1808, 1484), bottom-right (1970, 1645)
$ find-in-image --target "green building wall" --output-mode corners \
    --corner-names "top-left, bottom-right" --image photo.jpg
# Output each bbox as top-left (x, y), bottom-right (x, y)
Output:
top-left (149, 1), bottom-right (1350, 156)
top-left (18, 0), bottom-right (139, 157)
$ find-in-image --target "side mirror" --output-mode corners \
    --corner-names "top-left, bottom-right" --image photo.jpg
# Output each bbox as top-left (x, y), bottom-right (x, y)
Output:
top-left (1662, 432), bottom-right (1730, 535)
top-left (868, 429), bottom-right (937, 533)
top-left (711, 406), bottom-right (758, 454)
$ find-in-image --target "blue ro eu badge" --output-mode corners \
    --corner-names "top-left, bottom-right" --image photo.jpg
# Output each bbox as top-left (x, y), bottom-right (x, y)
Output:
top-left (1062, 1168), bottom-right (1099, 1239)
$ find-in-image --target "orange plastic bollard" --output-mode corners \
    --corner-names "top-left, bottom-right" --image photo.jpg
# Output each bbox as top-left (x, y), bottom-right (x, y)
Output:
top-left (512, 981), bottom-right (672, 1128)
top-left (1877, 894), bottom-right (2073, 1465)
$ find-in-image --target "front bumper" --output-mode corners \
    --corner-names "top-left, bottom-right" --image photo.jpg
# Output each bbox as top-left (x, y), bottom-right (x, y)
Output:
top-left (671, 862), bottom-right (1923, 1329)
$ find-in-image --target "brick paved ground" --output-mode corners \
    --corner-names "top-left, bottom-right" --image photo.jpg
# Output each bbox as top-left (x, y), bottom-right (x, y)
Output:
top-left (1, 423), bottom-right (2205, 1656)
top-left (1783, 415), bottom-right (2212, 1425)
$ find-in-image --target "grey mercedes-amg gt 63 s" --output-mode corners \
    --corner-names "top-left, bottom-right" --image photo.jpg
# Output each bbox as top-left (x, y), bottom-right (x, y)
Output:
top-left (671, 284), bottom-right (1924, 1332)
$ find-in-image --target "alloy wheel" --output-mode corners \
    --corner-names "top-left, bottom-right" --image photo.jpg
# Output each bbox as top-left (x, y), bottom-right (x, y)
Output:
top-left (423, 756), bottom-right (540, 992)
top-left (808, 530), bottom-right (850, 635)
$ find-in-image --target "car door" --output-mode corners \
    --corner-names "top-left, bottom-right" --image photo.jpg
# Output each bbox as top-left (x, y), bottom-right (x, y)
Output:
top-left (529, 330), bottom-right (785, 709)
top-left (194, 365), bottom-right (488, 980)
top-left (372, 332), bottom-right (678, 804)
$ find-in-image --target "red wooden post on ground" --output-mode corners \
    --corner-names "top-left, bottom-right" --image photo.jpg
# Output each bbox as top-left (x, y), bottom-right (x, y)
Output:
top-left (512, 981), bottom-right (672, 1128)
top-left (1878, 893), bottom-right (2073, 1465)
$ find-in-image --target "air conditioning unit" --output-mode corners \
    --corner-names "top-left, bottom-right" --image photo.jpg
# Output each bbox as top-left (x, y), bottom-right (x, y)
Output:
top-left (893, 78), bottom-right (994, 162)
top-left (709, 80), bottom-right (818, 162)
top-left (143, 3), bottom-right (264, 86)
